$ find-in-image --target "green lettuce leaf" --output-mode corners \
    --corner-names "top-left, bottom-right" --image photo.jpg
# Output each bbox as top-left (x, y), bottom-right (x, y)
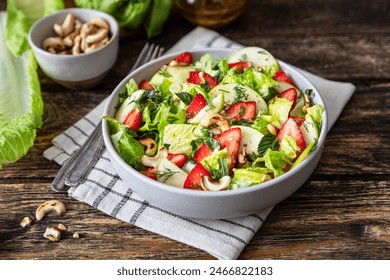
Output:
top-left (105, 116), bottom-right (145, 170)
top-left (162, 124), bottom-right (202, 155)
top-left (261, 97), bottom-right (293, 129)
top-left (6, 0), bottom-right (64, 57)
top-left (0, 12), bottom-right (43, 169)
top-left (201, 148), bottom-right (230, 180)
top-left (144, 0), bottom-right (173, 38)
top-left (306, 104), bottom-right (324, 125)
top-left (229, 167), bottom-right (269, 190)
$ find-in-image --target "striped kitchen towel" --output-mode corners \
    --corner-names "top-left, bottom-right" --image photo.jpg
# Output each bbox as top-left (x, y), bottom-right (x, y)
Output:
top-left (43, 26), bottom-right (356, 259)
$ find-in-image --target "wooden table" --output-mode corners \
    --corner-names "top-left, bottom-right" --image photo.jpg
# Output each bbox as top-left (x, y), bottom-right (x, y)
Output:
top-left (1, 0), bottom-right (389, 259)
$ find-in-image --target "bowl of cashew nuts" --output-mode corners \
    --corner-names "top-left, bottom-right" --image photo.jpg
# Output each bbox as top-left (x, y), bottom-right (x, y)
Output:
top-left (28, 8), bottom-right (119, 89)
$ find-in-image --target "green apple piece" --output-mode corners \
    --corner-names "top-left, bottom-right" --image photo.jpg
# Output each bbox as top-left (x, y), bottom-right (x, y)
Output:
top-left (114, 89), bottom-right (144, 123)
top-left (149, 66), bottom-right (192, 87)
top-left (291, 141), bottom-right (315, 169)
top-left (209, 83), bottom-right (268, 114)
top-left (188, 92), bottom-right (224, 124)
top-left (300, 115), bottom-right (319, 146)
top-left (157, 158), bottom-right (188, 188)
top-left (233, 125), bottom-right (264, 156)
top-left (227, 47), bottom-right (279, 76)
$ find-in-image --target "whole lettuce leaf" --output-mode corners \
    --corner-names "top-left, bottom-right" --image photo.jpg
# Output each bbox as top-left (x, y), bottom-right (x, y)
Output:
top-left (74, 0), bottom-right (172, 37)
top-left (0, 12), bottom-right (43, 169)
top-left (5, 0), bottom-right (64, 57)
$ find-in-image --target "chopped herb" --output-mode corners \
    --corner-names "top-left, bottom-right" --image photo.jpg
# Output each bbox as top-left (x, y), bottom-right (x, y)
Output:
top-left (239, 53), bottom-right (248, 62)
top-left (257, 50), bottom-right (269, 55)
top-left (204, 158), bottom-right (230, 180)
top-left (305, 89), bottom-right (315, 97)
top-left (204, 138), bottom-right (222, 151)
top-left (233, 85), bottom-right (248, 103)
top-left (157, 169), bottom-right (179, 183)
top-left (157, 67), bottom-right (172, 78)
top-left (238, 106), bottom-right (246, 117)
top-left (258, 134), bottom-right (279, 157)
top-left (175, 92), bottom-right (193, 105)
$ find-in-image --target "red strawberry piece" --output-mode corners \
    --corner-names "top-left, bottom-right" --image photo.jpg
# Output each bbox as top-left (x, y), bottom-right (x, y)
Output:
top-left (194, 144), bottom-right (213, 163)
top-left (168, 51), bottom-right (193, 66)
top-left (214, 127), bottom-right (241, 171)
top-left (141, 168), bottom-right (157, 180)
top-left (277, 118), bottom-right (306, 152)
top-left (273, 69), bottom-right (293, 85)
top-left (278, 88), bottom-right (297, 103)
top-left (138, 80), bottom-right (154, 90)
top-left (123, 108), bottom-right (142, 131)
top-left (228, 61), bottom-right (252, 72)
top-left (291, 116), bottom-right (305, 126)
top-left (223, 101), bottom-right (257, 122)
top-left (188, 71), bottom-right (203, 84)
top-left (187, 71), bottom-right (219, 89)
top-left (185, 93), bottom-right (207, 120)
top-left (203, 72), bottom-right (219, 89)
top-left (183, 163), bottom-right (211, 190)
top-left (167, 153), bottom-right (188, 168)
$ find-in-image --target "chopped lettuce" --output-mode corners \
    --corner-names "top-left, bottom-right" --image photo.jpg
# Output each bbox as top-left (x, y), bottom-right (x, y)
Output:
top-left (6, 0), bottom-right (64, 57)
top-left (229, 167), bottom-right (269, 190)
top-left (306, 104), bottom-right (324, 125)
top-left (194, 53), bottom-right (218, 77)
top-left (162, 124), bottom-right (202, 155)
top-left (104, 116), bottom-right (144, 170)
top-left (279, 135), bottom-right (301, 160)
top-left (201, 148), bottom-right (230, 180)
top-left (0, 12), bottom-right (43, 169)
top-left (253, 149), bottom-right (289, 178)
top-left (261, 97), bottom-right (293, 129)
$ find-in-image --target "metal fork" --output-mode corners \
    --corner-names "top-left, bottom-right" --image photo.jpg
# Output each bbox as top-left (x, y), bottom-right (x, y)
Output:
top-left (52, 43), bottom-right (165, 192)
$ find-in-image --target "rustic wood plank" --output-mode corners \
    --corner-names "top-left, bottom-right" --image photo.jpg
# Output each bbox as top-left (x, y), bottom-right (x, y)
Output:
top-left (1, 0), bottom-right (390, 260)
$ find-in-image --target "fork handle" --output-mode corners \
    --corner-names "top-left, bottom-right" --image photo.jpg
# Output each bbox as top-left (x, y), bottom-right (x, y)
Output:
top-left (52, 121), bottom-right (104, 192)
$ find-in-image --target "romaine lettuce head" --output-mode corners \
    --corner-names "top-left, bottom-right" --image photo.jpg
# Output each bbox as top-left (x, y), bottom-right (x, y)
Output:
top-left (0, 12), bottom-right (43, 169)
top-left (6, 0), bottom-right (64, 57)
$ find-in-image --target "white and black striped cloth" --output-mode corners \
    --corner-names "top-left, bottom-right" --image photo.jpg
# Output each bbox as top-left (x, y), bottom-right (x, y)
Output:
top-left (44, 27), bottom-right (356, 259)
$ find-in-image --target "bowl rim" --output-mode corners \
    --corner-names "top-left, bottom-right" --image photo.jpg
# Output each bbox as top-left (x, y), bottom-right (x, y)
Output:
top-left (102, 47), bottom-right (328, 198)
top-left (27, 7), bottom-right (119, 58)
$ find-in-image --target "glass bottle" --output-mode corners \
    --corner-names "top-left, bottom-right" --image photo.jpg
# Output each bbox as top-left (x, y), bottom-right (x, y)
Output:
top-left (175, 0), bottom-right (248, 29)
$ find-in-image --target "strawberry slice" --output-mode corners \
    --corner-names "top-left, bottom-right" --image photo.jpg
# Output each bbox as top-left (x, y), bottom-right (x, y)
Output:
top-left (168, 51), bottom-right (193, 66)
top-left (167, 153), bottom-right (188, 168)
top-left (214, 127), bottom-right (241, 171)
top-left (228, 61), bottom-right (252, 72)
top-left (183, 163), bottom-right (211, 190)
top-left (141, 168), bottom-right (157, 180)
top-left (187, 71), bottom-right (219, 89)
top-left (123, 108), bottom-right (142, 131)
top-left (273, 69), bottom-right (293, 85)
top-left (194, 144), bottom-right (213, 163)
top-left (223, 101), bottom-right (257, 123)
top-left (277, 118), bottom-right (306, 152)
top-left (278, 88), bottom-right (297, 103)
top-left (291, 116), bottom-right (305, 126)
top-left (185, 93), bottom-right (207, 120)
top-left (138, 80), bottom-right (154, 90)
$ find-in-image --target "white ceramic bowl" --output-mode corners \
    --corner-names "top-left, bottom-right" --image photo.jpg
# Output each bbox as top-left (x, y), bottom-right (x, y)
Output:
top-left (28, 8), bottom-right (119, 89)
top-left (102, 48), bottom-right (328, 219)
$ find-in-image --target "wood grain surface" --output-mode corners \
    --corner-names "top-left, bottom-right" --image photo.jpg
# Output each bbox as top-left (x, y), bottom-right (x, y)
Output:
top-left (0, 0), bottom-right (389, 260)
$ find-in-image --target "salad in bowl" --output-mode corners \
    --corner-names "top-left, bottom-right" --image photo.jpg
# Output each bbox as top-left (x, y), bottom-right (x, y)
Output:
top-left (104, 46), bottom-right (325, 193)
top-left (103, 47), bottom-right (327, 218)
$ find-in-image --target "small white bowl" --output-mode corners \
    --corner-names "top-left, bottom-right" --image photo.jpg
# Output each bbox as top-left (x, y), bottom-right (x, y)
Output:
top-left (28, 8), bottom-right (119, 89)
top-left (102, 48), bottom-right (328, 219)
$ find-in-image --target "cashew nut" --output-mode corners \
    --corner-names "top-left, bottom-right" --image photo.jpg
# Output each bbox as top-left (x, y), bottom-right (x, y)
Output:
top-left (61, 13), bottom-right (75, 37)
top-left (72, 35), bottom-right (81, 55)
top-left (237, 144), bottom-right (247, 166)
top-left (63, 31), bottom-right (78, 47)
top-left (90, 17), bottom-right (110, 30)
top-left (84, 36), bottom-right (109, 53)
top-left (58, 223), bottom-right (67, 231)
top-left (42, 37), bottom-right (65, 51)
top-left (262, 174), bottom-right (272, 183)
top-left (201, 176), bottom-right (231, 191)
top-left (19, 215), bottom-right (35, 227)
top-left (267, 124), bottom-right (278, 136)
top-left (53, 24), bottom-right (65, 37)
top-left (80, 22), bottom-right (97, 37)
top-left (44, 226), bottom-right (61, 242)
top-left (139, 138), bottom-right (157, 156)
top-left (141, 147), bottom-right (168, 168)
top-left (85, 28), bottom-right (109, 44)
top-left (200, 113), bottom-right (231, 134)
top-left (35, 200), bottom-right (66, 221)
